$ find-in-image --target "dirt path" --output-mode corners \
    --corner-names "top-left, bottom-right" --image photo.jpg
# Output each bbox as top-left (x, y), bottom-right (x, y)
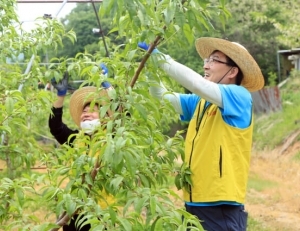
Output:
top-left (247, 140), bottom-right (300, 230)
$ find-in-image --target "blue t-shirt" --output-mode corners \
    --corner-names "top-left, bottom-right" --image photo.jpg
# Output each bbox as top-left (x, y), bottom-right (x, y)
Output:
top-left (179, 84), bottom-right (252, 206)
top-left (180, 84), bottom-right (252, 128)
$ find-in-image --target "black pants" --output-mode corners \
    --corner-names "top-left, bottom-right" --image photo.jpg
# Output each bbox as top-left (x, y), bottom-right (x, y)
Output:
top-left (185, 204), bottom-right (248, 231)
top-left (63, 214), bottom-right (91, 231)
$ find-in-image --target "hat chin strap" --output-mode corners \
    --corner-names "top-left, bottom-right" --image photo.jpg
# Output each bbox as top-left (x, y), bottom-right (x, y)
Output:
top-left (217, 67), bottom-right (233, 84)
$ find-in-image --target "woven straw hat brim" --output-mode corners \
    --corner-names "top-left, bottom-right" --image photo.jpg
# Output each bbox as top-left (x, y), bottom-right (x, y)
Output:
top-left (69, 86), bottom-right (109, 127)
top-left (195, 37), bottom-right (264, 92)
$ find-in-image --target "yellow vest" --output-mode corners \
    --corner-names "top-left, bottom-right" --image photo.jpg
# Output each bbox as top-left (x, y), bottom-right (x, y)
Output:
top-left (183, 99), bottom-right (253, 203)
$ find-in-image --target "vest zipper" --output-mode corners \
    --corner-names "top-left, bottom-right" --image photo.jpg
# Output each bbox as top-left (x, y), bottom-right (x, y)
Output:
top-left (188, 100), bottom-right (211, 202)
top-left (188, 136), bottom-right (196, 202)
top-left (219, 147), bottom-right (222, 178)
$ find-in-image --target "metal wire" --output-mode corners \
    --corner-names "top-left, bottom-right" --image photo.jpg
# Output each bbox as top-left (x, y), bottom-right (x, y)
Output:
top-left (90, 0), bottom-right (109, 57)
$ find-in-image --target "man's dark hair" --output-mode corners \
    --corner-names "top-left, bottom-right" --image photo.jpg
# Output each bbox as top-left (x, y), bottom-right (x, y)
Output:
top-left (225, 56), bottom-right (244, 85)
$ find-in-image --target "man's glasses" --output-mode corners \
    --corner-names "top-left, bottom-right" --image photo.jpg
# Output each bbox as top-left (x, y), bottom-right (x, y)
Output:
top-left (204, 58), bottom-right (231, 67)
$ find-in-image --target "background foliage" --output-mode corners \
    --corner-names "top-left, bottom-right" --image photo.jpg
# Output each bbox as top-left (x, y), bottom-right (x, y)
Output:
top-left (52, 0), bottom-right (300, 86)
top-left (253, 70), bottom-right (300, 150)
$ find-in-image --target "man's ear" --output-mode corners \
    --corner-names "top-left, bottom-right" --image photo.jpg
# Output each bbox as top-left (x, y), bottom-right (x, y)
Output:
top-left (229, 67), bottom-right (239, 78)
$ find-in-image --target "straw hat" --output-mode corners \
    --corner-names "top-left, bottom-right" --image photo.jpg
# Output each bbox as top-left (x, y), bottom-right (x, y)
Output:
top-left (195, 37), bottom-right (264, 92)
top-left (69, 86), bottom-right (111, 127)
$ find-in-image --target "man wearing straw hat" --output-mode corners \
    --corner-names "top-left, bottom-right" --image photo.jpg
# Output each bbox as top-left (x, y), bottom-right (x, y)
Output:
top-left (138, 38), bottom-right (264, 231)
top-left (48, 65), bottom-right (114, 231)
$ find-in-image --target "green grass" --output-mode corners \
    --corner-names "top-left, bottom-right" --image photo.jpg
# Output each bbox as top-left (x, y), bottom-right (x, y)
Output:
top-left (247, 174), bottom-right (277, 192)
top-left (292, 151), bottom-right (300, 161)
top-left (246, 174), bottom-right (275, 230)
top-left (253, 72), bottom-right (300, 151)
top-left (247, 216), bottom-right (270, 231)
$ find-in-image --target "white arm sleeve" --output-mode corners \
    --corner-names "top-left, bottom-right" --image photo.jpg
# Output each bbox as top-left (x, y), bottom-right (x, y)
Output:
top-left (149, 82), bottom-right (183, 114)
top-left (159, 54), bottom-right (223, 107)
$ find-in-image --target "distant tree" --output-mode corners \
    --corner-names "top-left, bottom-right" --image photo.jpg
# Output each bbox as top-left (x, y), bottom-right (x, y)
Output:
top-left (50, 3), bottom-right (116, 59)
top-left (194, 0), bottom-right (284, 85)
top-left (218, 0), bottom-right (300, 85)
top-left (0, 0), bottom-right (75, 179)
top-left (52, 0), bottom-right (300, 87)
top-left (164, 0), bottom-right (300, 86)
top-left (268, 0), bottom-right (300, 48)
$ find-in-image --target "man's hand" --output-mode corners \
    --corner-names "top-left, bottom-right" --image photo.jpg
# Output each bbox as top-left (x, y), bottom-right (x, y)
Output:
top-left (101, 81), bottom-right (112, 89)
top-left (138, 42), bottom-right (159, 54)
top-left (51, 72), bottom-right (69, 96)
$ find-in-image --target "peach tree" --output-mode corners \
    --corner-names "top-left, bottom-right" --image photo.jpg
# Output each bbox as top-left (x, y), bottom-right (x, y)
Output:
top-left (0, 0), bottom-right (229, 230)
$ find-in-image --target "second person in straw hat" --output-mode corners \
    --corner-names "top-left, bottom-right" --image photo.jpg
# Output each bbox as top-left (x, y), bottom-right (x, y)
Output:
top-left (138, 38), bottom-right (264, 231)
top-left (48, 65), bottom-right (114, 231)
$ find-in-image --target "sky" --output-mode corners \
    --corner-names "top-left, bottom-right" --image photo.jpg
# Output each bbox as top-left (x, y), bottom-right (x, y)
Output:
top-left (16, 2), bottom-right (76, 30)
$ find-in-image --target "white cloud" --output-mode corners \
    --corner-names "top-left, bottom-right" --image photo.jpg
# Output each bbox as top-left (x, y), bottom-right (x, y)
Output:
top-left (16, 3), bottom-right (76, 30)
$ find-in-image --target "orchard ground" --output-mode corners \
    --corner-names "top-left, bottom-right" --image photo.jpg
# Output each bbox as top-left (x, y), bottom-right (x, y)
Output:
top-left (246, 134), bottom-right (300, 231)
top-left (1, 135), bottom-right (300, 231)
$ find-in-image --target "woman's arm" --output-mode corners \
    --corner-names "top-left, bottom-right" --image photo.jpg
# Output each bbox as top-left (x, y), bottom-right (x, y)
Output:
top-left (49, 96), bottom-right (78, 145)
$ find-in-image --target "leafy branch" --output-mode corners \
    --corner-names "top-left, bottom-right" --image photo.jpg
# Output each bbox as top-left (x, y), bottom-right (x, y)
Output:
top-left (50, 157), bottom-right (102, 231)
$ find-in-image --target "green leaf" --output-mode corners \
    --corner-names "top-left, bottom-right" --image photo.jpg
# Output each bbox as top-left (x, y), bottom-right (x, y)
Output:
top-left (106, 120), bottom-right (113, 133)
top-left (109, 206), bottom-right (117, 224)
top-left (0, 126), bottom-right (11, 134)
top-left (110, 175), bottom-right (124, 189)
top-left (123, 151), bottom-right (137, 176)
top-left (139, 174), bottom-right (150, 187)
top-left (153, 216), bottom-right (163, 230)
top-left (90, 65), bottom-right (98, 74)
top-left (16, 186), bottom-right (25, 207)
top-left (117, 217), bottom-right (132, 231)
top-left (115, 137), bottom-right (126, 151)
top-left (183, 24), bottom-right (194, 45)
top-left (77, 188), bottom-right (88, 201)
top-left (164, 2), bottom-right (176, 25)
top-left (84, 173), bottom-right (94, 186)
top-left (174, 11), bottom-right (185, 28)
top-left (134, 104), bottom-right (148, 121)
top-left (43, 187), bottom-right (62, 201)
top-left (175, 174), bottom-right (182, 190)
top-left (149, 196), bottom-right (156, 215)
top-left (65, 194), bottom-right (76, 216)
top-left (5, 96), bottom-right (14, 114)
top-left (134, 196), bottom-right (148, 214)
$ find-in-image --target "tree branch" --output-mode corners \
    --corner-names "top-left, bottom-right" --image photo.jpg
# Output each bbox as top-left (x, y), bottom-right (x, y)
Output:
top-left (129, 0), bottom-right (188, 88)
top-left (50, 157), bottom-right (101, 231)
top-left (129, 34), bottom-right (165, 88)
top-left (51, 1), bottom-right (189, 228)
